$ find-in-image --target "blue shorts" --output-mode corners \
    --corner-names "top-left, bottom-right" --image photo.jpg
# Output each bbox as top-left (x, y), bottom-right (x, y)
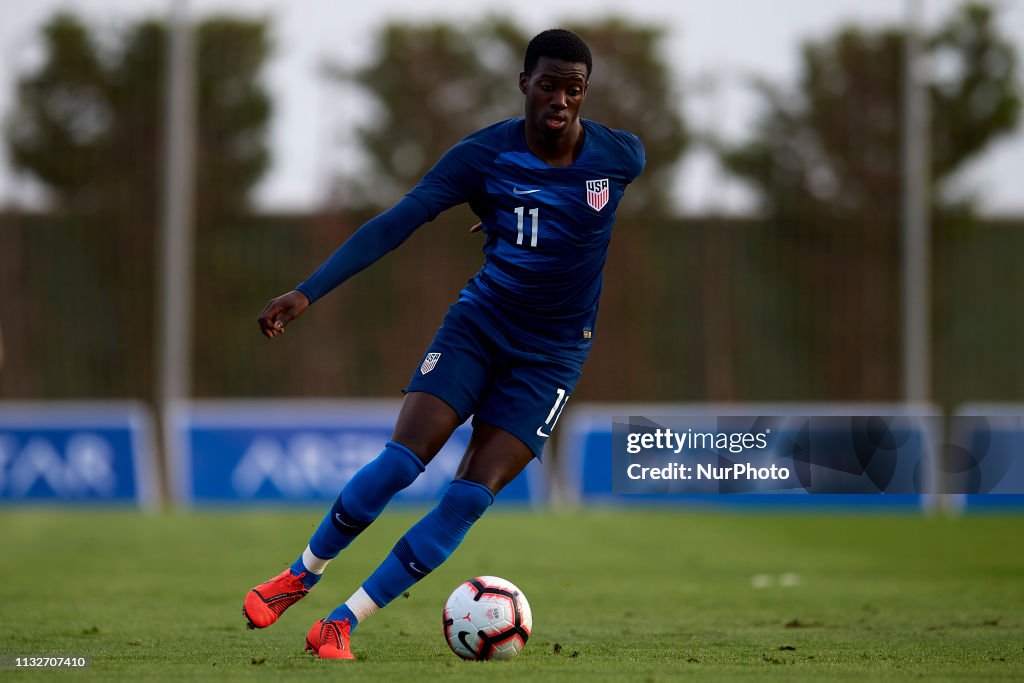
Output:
top-left (405, 297), bottom-right (583, 460)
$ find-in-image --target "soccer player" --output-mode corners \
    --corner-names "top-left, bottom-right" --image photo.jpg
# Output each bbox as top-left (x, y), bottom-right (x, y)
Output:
top-left (243, 28), bottom-right (644, 660)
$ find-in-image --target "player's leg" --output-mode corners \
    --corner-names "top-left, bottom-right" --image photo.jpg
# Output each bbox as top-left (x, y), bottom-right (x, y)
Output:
top-left (313, 423), bottom-right (534, 659)
top-left (297, 393), bottom-right (461, 575)
top-left (243, 393), bottom-right (460, 629)
top-left (244, 301), bottom-right (491, 630)
top-left (313, 356), bottom-right (578, 655)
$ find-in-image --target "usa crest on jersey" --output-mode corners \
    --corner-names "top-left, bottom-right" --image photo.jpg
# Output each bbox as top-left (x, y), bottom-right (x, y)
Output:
top-left (586, 179), bottom-right (609, 211)
top-left (420, 352), bottom-right (441, 375)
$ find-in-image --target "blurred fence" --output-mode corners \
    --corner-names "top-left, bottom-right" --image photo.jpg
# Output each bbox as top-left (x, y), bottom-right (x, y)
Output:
top-left (2, 207), bottom-right (1022, 410)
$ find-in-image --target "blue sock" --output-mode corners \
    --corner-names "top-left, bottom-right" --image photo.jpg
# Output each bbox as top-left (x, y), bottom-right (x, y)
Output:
top-left (350, 479), bottom-right (494, 617)
top-left (289, 555), bottom-right (324, 590)
top-left (326, 604), bottom-right (360, 630)
top-left (289, 441), bottom-right (425, 589)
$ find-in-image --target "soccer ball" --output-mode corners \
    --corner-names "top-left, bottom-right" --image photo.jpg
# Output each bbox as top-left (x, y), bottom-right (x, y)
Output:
top-left (442, 576), bottom-right (532, 660)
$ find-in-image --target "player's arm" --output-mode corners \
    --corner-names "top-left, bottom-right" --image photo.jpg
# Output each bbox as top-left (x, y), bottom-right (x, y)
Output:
top-left (257, 195), bottom-right (432, 339)
top-left (258, 136), bottom-right (481, 339)
top-left (258, 212), bottom-right (477, 339)
top-left (257, 290), bottom-right (309, 339)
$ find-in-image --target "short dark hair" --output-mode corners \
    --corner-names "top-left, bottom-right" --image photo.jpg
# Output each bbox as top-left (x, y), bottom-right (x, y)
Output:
top-left (523, 29), bottom-right (592, 79)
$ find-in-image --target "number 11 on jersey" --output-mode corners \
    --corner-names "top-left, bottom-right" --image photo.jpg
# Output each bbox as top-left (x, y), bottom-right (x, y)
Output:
top-left (514, 206), bottom-right (539, 247)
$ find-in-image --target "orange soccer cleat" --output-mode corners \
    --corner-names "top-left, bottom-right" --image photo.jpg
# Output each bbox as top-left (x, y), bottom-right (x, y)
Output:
top-left (306, 618), bottom-right (355, 660)
top-left (242, 568), bottom-right (309, 629)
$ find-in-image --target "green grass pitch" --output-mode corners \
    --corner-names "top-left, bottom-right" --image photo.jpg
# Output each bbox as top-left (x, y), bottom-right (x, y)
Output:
top-left (1, 507), bottom-right (1022, 681)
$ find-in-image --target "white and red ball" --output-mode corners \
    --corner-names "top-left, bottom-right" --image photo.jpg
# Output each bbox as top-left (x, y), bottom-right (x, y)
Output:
top-left (442, 576), bottom-right (532, 660)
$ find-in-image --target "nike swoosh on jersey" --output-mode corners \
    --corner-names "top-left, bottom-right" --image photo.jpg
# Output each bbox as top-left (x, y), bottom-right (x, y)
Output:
top-left (536, 427), bottom-right (551, 438)
top-left (512, 187), bottom-right (541, 194)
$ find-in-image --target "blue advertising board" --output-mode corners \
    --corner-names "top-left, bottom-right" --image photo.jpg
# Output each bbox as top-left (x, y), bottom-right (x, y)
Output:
top-left (949, 404), bottom-right (1024, 508)
top-left (0, 402), bottom-right (155, 505)
top-left (173, 401), bottom-right (546, 506)
top-left (560, 404), bottom-right (942, 507)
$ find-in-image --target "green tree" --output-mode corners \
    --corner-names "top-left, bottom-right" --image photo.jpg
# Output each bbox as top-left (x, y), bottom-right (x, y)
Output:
top-left (563, 18), bottom-right (688, 220)
top-left (332, 16), bottom-right (687, 220)
top-left (330, 18), bottom-right (519, 208)
top-left (3, 12), bottom-right (272, 398)
top-left (720, 3), bottom-right (1019, 400)
top-left (7, 12), bottom-right (271, 226)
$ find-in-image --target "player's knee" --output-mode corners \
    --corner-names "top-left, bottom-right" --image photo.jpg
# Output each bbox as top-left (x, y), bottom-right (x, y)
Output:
top-left (443, 479), bottom-right (495, 522)
top-left (391, 395), bottom-right (461, 463)
top-left (389, 433), bottom-right (438, 464)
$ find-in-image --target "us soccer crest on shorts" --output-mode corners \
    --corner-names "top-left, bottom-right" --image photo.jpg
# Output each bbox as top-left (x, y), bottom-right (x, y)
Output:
top-left (586, 179), bottom-right (609, 211)
top-left (420, 352), bottom-right (441, 375)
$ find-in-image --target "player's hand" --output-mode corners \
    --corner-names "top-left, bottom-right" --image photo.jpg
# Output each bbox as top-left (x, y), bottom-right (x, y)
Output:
top-left (469, 222), bottom-right (483, 234)
top-left (257, 290), bottom-right (310, 339)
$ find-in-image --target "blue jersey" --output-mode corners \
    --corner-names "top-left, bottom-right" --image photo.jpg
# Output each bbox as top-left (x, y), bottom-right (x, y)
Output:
top-left (296, 117), bottom-right (644, 363)
top-left (407, 118), bottom-right (645, 360)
